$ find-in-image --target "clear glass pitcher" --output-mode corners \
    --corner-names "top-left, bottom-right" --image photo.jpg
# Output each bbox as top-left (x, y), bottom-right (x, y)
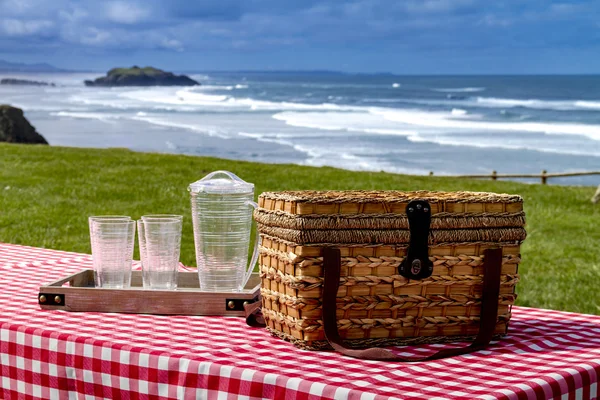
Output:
top-left (188, 170), bottom-right (259, 292)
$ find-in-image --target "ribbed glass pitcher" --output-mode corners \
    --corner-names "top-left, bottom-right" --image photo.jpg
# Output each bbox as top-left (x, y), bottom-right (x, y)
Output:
top-left (188, 171), bottom-right (259, 292)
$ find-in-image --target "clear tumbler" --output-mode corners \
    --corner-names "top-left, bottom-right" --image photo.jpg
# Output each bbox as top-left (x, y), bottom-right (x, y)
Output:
top-left (138, 216), bottom-right (182, 290)
top-left (89, 217), bottom-right (135, 288)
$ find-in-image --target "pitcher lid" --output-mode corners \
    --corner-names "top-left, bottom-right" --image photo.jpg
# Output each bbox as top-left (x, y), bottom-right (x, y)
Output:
top-left (188, 170), bottom-right (254, 194)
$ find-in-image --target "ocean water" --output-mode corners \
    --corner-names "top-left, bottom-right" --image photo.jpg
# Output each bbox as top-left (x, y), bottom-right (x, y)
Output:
top-left (2, 71), bottom-right (599, 186)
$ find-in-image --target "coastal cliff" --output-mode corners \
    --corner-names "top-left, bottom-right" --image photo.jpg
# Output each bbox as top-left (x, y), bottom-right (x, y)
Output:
top-left (0, 105), bottom-right (48, 144)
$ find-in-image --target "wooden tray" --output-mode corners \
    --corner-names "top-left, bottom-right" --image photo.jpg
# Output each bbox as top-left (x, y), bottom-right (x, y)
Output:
top-left (38, 270), bottom-right (260, 316)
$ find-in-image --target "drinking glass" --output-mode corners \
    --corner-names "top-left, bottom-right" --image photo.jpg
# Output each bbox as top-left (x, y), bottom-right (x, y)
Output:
top-left (138, 216), bottom-right (182, 290)
top-left (89, 217), bottom-right (135, 288)
top-left (142, 214), bottom-right (183, 221)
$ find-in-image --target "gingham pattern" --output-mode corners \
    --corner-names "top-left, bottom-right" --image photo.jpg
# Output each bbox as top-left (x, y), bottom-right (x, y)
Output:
top-left (0, 243), bottom-right (598, 400)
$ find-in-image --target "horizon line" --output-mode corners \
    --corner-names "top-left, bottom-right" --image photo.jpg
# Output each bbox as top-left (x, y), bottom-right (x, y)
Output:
top-left (2, 68), bottom-right (600, 77)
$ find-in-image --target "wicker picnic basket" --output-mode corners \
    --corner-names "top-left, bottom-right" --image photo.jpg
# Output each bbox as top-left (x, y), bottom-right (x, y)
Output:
top-left (254, 190), bottom-right (526, 354)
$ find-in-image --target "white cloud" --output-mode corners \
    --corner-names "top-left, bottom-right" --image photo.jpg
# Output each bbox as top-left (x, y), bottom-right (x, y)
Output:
top-left (0, 18), bottom-right (54, 36)
top-left (105, 1), bottom-right (150, 24)
top-left (1, 0), bottom-right (598, 61)
top-left (59, 7), bottom-right (89, 23)
top-left (0, 0), bottom-right (41, 15)
top-left (160, 38), bottom-right (183, 51)
top-left (79, 27), bottom-right (112, 45)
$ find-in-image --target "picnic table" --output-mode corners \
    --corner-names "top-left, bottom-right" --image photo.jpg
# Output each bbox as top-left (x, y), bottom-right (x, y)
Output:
top-left (0, 242), bottom-right (599, 399)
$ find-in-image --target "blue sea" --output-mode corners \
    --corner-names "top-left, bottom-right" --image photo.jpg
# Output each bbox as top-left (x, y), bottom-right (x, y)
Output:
top-left (2, 71), bottom-right (600, 185)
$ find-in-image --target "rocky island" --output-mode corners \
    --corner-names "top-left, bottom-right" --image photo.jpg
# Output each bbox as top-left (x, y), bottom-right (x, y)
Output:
top-left (1, 78), bottom-right (55, 86)
top-left (84, 66), bottom-right (199, 87)
top-left (0, 105), bottom-right (48, 144)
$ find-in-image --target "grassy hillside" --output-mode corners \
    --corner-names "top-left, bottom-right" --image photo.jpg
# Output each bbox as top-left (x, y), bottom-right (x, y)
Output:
top-left (1, 143), bottom-right (599, 314)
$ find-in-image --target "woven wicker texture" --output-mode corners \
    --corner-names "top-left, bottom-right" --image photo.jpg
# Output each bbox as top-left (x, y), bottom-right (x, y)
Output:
top-left (258, 190), bottom-right (524, 216)
top-left (256, 190), bottom-right (525, 349)
top-left (259, 190), bottom-right (523, 205)
top-left (254, 210), bottom-right (526, 230)
top-left (257, 225), bottom-right (526, 245)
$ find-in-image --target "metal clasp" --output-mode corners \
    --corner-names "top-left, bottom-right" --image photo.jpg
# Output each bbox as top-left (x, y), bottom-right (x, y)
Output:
top-left (399, 200), bottom-right (433, 280)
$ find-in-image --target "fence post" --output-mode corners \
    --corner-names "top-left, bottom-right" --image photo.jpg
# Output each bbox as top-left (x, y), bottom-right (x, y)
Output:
top-left (492, 170), bottom-right (497, 181)
top-left (541, 170), bottom-right (547, 185)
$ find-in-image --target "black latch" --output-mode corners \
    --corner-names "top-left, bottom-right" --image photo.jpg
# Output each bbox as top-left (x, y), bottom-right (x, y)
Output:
top-left (398, 200), bottom-right (433, 280)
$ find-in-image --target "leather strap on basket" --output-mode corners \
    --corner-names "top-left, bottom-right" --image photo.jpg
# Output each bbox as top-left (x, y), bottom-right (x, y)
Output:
top-left (244, 294), bottom-right (266, 327)
top-left (322, 247), bottom-right (503, 361)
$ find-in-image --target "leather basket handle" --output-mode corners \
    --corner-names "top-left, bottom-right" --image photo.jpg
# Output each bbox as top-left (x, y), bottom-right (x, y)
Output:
top-left (244, 295), bottom-right (265, 327)
top-left (322, 247), bottom-right (503, 362)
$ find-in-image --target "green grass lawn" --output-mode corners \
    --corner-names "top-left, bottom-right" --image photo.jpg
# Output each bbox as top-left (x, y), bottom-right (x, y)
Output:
top-left (1, 143), bottom-right (599, 315)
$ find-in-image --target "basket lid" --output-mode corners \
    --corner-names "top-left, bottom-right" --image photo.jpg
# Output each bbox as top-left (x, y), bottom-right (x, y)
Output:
top-left (255, 190), bottom-right (526, 246)
top-left (257, 190), bottom-right (523, 215)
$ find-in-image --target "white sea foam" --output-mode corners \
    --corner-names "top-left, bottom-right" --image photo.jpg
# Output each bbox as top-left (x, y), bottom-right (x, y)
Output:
top-left (7, 102), bottom-right (83, 112)
top-left (117, 88), bottom-right (223, 107)
top-left (476, 97), bottom-right (555, 108)
top-left (198, 85), bottom-right (234, 90)
top-left (51, 111), bottom-right (119, 123)
top-left (68, 95), bottom-right (132, 109)
top-left (392, 83), bottom-right (400, 88)
top-left (361, 98), bottom-right (405, 103)
top-left (391, 95), bottom-right (600, 112)
top-left (432, 87), bottom-right (485, 93)
top-left (233, 98), bottom-right (350, 111)
top-left (240, 131), bottom-right (343, 164)
top-left (475, 97), bottom-right (600, 111)
top-left (272, 111), bottom-right (417, 136)
top-left (75, 87), bottom-right (355, 112)
top-left (118, 87), bottom-right (361, 112)
top-left (273, 109), bottom-right (485, 137)
top-left (408, 135), bottom-right (600, 157)
top-left (289, 143), bottom-right (418, 173)
top-left (362, 128), bottom-right (419, 136)
top-left (373, 108), bottom-right (600, 141)
top-left (238, 132), bottom-right (296, 148)
top-left (235, 84), bottom-right (248, 89)
top-left (176, 90), bottom-right (230, 103)
top-left (238, 131), bottom-right (423, 173)
top-left (131, 115), bottom-right (230, 138)
top-left (574, 101), bottom-right (600, 110)
top-left (272, 106), bottom-right (600, 148)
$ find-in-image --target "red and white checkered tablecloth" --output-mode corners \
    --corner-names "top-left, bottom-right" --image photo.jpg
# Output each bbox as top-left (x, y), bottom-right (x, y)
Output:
top-left (0, 242), bottom-right (599, 400)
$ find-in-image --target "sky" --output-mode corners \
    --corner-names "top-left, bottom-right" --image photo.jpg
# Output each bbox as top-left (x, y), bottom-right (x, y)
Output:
top-left (0, 0), bottom-right (600, 74)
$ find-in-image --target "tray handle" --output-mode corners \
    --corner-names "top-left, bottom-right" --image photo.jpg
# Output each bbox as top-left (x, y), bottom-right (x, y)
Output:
top-left (43, 269), bottom-right (94, 287)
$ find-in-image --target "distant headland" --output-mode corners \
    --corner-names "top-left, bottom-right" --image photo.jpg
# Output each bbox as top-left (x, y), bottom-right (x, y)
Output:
top-left (84, 66), bottom-right (200, 87)
top-left (0, 59), bottom-right (65, 73)
top-left (1, 78), bottom-right (56, 87)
